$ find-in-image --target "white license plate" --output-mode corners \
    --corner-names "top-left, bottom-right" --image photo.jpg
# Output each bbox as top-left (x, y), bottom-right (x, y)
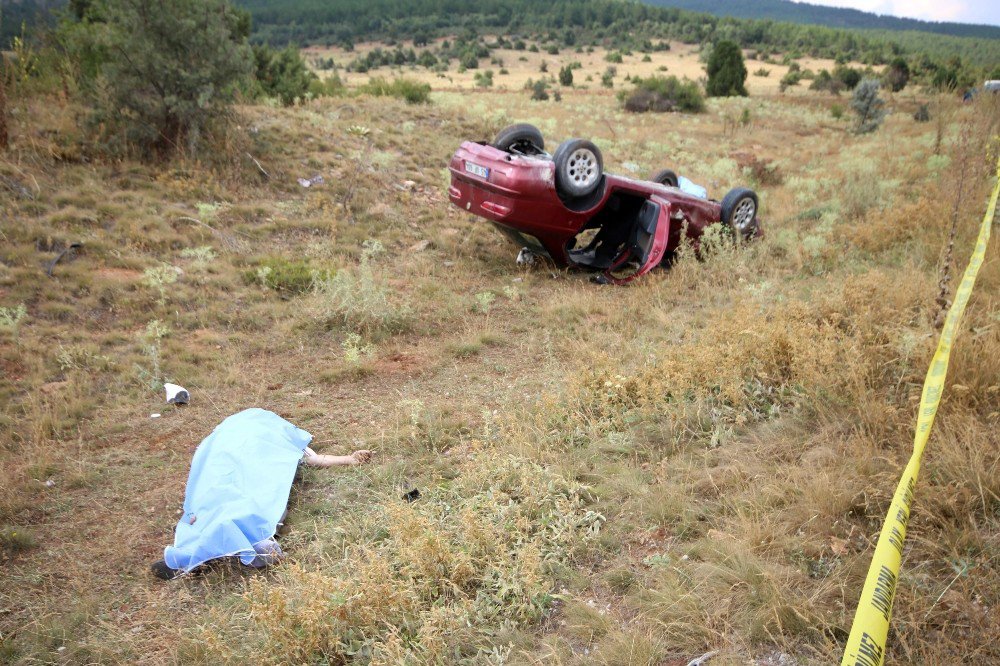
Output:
top-left (465, 161), bottom-right (489, 179)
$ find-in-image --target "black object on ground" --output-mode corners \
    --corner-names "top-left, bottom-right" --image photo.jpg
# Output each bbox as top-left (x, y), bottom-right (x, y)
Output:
top-left (402, 488), bottom-right (421, 503)
top-left (46, 242), bottom-right (83, 277)
top-left (150, 559), bottom-right (179, 580)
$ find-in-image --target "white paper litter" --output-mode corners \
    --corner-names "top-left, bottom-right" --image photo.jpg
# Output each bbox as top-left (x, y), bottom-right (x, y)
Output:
top-left (164, 383), bottom-right (190, 405)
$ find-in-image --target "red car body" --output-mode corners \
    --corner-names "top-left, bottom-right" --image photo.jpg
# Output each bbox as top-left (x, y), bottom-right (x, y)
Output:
top-left (448, 140), bottom-right (753, 283)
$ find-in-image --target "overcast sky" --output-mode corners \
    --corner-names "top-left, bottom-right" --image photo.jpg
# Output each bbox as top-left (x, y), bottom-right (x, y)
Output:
top-left (804, 0), bottom-right (1000, 26)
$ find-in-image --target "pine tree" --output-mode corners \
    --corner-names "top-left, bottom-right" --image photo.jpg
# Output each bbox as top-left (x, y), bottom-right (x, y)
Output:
top-left (706, 40), bottom-right (748, 97)
top-left (64, 0), bottom-right (252, 156)
top-left (851, 78), bottom-right (886, 134)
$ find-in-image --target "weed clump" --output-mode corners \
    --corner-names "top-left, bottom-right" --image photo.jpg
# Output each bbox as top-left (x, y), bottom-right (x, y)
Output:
top-left (622, 76), bottom-right (704, 114)
top-left (245, 257), bottom-right (328, 296)
top-left (360, 77), bottom-right (431, 104)
top-left (312, 242), bottom-right (410, 335)
top-left (0, 526), bottom-right (36, 558)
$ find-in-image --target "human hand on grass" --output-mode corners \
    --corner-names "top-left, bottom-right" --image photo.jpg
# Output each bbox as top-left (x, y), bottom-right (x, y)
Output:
top-left (350, 450), bottom-right (374, 465)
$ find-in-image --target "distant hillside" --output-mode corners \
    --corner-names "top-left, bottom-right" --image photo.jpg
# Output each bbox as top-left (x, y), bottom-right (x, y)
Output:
top-left (644, 0), bottom-right (1000, 40)
top-left (234, 0), bottom-right (1000, 70)
top-left (5, 0), bottom-right (1000, 72)
top-left (0, 0), bottom-right (61, 43)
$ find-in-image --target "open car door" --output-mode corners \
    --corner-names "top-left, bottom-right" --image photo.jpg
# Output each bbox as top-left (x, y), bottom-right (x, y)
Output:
top-left (602, 195), bottom-right (672, 285)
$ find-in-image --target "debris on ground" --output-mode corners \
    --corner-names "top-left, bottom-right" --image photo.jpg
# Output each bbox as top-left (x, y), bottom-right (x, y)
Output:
top-left (297, 174), bottom-right (324, 188)
top-left (516, 248), bottom-right (537, 266)
top-left (164, 383), bottom-right (189, 404)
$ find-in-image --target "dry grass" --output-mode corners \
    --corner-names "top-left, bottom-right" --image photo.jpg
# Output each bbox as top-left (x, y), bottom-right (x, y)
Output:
top-left (1, 68), bottom-right (998, 666)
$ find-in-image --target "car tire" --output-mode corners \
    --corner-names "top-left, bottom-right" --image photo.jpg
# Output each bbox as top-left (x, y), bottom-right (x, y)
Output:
top-left (553, 138), bottom-right (604, 199)
top-left (651, 169), bottom-right (679, 187)
top-left (720, 187), bottom-right (759, 239)
top-left (492, 123), bottom-right (545, 155)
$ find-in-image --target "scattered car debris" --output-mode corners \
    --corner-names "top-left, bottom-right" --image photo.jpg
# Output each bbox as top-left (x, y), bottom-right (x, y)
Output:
top-left (297, 174), bottom-right (324, 188)
top-left (449, 123), bottom-right (761, 284)
top-left (150, 413), bottom-right (161, 418)
top-left (516, 248), bottom-right (537, 266)
top-left (685, 651), bottom-right (719, 666)
top-left (164, 383), bottom-right (189, 405)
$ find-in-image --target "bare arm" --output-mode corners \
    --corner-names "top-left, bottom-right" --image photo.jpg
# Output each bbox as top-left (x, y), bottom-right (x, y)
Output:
top-left (302, 447), bottom-right (373, 468)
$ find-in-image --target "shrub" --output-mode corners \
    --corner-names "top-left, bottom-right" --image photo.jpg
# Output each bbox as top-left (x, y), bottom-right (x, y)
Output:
top-left (527, 79), bottom-right (550, 101)
top-left (245, 258), bottom-right (328, 296)
top-left (307, 73), bottom-right (344, 98)
top-left (884, 57), bottom-right (909, 92)
top-left (851, 78), bottom-right (886, 134)
top-left (738, 154), bottom-right (783, 187)
top-left (312, 259), bottom-right (410, 335)
top-left (623, 75), bottom-right (704, 113)
top-left (779, 70), bottom-right (802, 91)
top-left (253, 44), bottom-right (316, 106)
top-left (360, 77), bottom-right (431, 104)
top-left (834, 65), bottom-right (862, 90)
top-left (473, 70), bottom-right (494, 88)
top-left (558, 65), bottom-right (573, 87)
top-left (706, 41), bottom-right (747, 97)
top-left (810, 69), bottom-right (845, 94)
top-left (913, 104), bottom-right (931, 122)
top-left (753, 67), bottom-right (770, 77)
top-left (601, 66), bottom-right (616, 88)
top-left (606, 51), bottom-right (623, 64)
top-left (62, 0), bottom-right (252, 156)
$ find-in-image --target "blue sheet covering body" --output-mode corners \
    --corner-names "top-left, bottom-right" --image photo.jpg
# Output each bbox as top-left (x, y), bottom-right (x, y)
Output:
top-left (163, 408), bottom-right (312, 572)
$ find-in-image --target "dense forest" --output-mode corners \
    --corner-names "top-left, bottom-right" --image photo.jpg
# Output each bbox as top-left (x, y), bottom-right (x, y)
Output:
top-left (647, 0), bottom-right (1000, 40)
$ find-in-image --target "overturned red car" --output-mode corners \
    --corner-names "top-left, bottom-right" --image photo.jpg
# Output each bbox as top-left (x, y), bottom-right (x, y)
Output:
top-left (448, 123), bottom-right (760, 283)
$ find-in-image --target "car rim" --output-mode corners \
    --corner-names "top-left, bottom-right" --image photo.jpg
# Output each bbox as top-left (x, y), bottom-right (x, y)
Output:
top-left (732, 198), bottom-right (756, 234)
top-left (566, 148), bottom-right (599, 189)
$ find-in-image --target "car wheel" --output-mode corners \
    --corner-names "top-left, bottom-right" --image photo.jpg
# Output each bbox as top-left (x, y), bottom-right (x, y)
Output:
top-left (720, 187), bottom-right (759, 239)
top-left (553, 139), bottom-right (603, 199)
top-left (651, 169), bottom-right (679, 187)
top-left (492, 123), bottom-right (545, 155)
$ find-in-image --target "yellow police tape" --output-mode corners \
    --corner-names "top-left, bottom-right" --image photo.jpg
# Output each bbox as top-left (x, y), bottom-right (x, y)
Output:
top-left (841, 155), bottom-right (1000, 666)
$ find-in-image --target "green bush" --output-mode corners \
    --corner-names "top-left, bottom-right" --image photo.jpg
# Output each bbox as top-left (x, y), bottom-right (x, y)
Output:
top-left (245, 258), bottom-right (330, 296)
top-left (558, 65), bottom-right (573, 87)
top-left (622, 75), bottom-right (704, 113)
top-left (780, 70), bottom-right (803, 91)
top-left (525, 78), bottom-right (550, 101)
top-left (359, 77), bottom-right (431, 104)
top-left (60, 0), bottom-right (252, 156)
top-left (307, 73), bottom-right (345, 98)
top-left (253, 44), bottom-right (316, 106)
top-left (706, 40), bottom-right (748, 97)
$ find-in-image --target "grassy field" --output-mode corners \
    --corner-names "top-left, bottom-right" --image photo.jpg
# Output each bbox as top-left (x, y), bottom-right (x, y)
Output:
top-left (1, 61), bottom-right (999, 665)
top-left (304, 39), bottom-right (875, 97)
